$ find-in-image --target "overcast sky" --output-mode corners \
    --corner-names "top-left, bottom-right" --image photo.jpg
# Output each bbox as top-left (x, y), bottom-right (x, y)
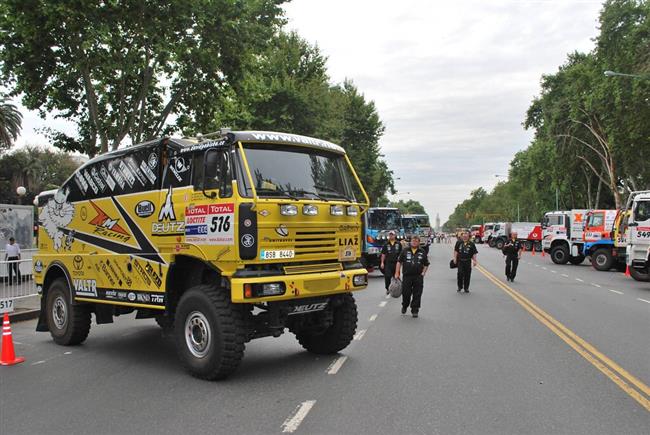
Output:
top-left (12, 0), bottom-right (604, 223)
top-left (284, 0), bottom-right (604, 223)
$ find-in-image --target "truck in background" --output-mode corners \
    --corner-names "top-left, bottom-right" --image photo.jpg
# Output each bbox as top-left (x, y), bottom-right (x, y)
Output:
top-left (404, 213), bottom-right (432, 250)
top-left (482, 222), bottom-right (495, 245)
top-left (542, 209), bottom-right (589, 265)
top-left (470, 224), bottom-right (484, 243)
top-left (488, 221), bottom-right (542, 251)
top-left (362, 207), bottom-right (403, 271)
top-left (625, 191), bottom-right (650, 281)
top-left (582, 209), bottom-right (625, 271)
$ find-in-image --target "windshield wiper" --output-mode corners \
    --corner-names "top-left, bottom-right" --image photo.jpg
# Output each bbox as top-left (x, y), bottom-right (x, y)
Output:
top-left (290, 189), bottom-right (329, 202)
top-left (314, 185), bottom-right (352, 202)
top-left (256, 188), bottom-right (298, 200)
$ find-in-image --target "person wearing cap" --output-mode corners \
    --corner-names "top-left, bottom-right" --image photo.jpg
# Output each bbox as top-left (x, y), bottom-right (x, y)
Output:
top-left (394, 235), bottom-right (429, 317)
top-left (502, 231), bottom-right (523, 282)
top-left (380, 230), bottom-right (402, 294)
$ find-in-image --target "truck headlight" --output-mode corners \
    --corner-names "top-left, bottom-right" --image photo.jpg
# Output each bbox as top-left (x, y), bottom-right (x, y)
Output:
top-left (346, 206), bottom-right (358, 216)
top-left (280, 204), bottom-right (298, 216)
top-left (330, 205), bottom-right (344, 216)
top-left (244, 282), bottom-right (286, 298)
top-left (303, 204), bottom-right (318, 216)
top-left (353, 274), bottom-right (367, 286)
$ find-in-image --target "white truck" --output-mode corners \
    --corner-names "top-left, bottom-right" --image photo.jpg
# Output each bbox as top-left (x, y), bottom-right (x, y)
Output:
top-left (625, 191), bottom-right (650, 281)
top-left (542, 210), bottom-right (589, 265)
top-left (488, 222), bottom-right (508, 248)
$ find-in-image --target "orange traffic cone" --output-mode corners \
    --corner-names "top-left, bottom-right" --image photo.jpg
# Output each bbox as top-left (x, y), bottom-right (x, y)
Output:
top-left (625, 265), bottom-right (631, 277)
top-left (531, 248), bottom-right (536, 256)
top-left (541, 249), bottom-right (545, 257)
top-left (1, 313), bottom-right (25, 366)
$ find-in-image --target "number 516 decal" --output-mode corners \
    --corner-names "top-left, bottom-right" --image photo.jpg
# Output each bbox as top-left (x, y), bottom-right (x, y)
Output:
top-left (185, 204), bottom-right (235, 245)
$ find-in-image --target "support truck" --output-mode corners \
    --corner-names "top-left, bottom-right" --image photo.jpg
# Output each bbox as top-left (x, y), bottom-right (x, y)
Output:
top-left (542, 210), bottom-right (588, 265)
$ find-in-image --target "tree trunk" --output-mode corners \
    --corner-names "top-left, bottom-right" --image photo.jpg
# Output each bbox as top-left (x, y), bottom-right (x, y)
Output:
top-left (595, 176), bottom-right (602, 209)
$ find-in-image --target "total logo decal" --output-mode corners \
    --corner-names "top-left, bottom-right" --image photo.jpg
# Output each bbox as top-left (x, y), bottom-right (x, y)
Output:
top-left (73, 279), bottom-right (98, 297)
top-left (185, 203), bottom-right (235, 245)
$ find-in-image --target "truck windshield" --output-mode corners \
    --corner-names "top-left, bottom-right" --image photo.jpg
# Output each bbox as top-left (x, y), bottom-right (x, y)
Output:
top-left (368, 210), bottom-right (401, 230)
top-left (240, 144), bottom-right (359, 201)
top-left (414, 216), bottom-right (430, 227)
top-left (403, 218), bottom-right (417, 232)
top-left (634, 201), bottom-right (650, 222)
top-left (587, 213), bottom-right (604, 227)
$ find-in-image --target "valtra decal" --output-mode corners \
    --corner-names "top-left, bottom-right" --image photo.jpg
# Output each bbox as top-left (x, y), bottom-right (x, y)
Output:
top-left (73, 279), bottom-right (97, 297)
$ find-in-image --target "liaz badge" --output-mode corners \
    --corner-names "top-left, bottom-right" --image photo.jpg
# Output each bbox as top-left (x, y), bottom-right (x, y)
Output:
top-left (338, 246), bottom-right (356, 261)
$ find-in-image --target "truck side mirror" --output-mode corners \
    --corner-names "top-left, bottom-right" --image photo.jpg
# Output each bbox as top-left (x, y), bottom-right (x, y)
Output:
top-left (203, 149), bottom-right (219, 199)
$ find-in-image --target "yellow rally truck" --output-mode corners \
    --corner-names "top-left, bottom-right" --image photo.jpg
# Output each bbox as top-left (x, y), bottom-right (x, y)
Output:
top-left (33, 130), bottom-right (369, 379)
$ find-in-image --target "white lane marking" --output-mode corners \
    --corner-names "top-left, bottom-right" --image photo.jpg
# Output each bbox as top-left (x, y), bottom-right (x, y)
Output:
top-left (282, 400), bottom-right (317, 433)
top-left (542, 267), bottom-right (547, 270)
top-left (638, 298), bottom-right (650, 304)
top-left (31, 360), bottom-right (46, 366)
top-left (384, 294), bottom-right (390, 299)
top-left (354, 329), bottom-right (367, 341)
top-left (609, 289), bottom-right (624, 295)
top-left (551, 270), bottom-right (557, 274)
top-left (535, 264), bottom-right (540, 268)
top-left (369, 314), bottom-right (378, 322)
top-left (379, 301), bottom-right (387, 307)
top-left (575, 278), bottom-right (584, 282)
top-left (327, 356), bottom-right (348, 375)
top-left (591, 283), bottom-right (601, 288)
top-left (64, 351), bottom-right (72, 355)
top-left (562, 274), bottom-right (569, 278)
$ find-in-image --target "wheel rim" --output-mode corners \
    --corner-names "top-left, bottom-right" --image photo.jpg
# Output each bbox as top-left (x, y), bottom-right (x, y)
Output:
top-left (554, 251), bottom-right (565, 262)
top-left (596, 254), bottom-right (608, 267)
top-left (184, 311), bottom-right (211, 358)
top-left (52, 296), bottom-right (67, 330)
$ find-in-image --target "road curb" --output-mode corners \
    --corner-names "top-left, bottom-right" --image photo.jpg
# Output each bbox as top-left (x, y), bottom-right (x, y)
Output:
top-left (9, 309), bottom-right (40, 323)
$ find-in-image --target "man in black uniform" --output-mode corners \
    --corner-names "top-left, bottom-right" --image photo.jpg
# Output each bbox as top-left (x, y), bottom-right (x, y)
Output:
top-left (380, 230), bottom-right (402, 294)
top-left (502, 231), bottom-right (523, 282)
top-left (395, 235), bottom-right (429, 317)
top-left (454, 231), bottom-right (478, 293)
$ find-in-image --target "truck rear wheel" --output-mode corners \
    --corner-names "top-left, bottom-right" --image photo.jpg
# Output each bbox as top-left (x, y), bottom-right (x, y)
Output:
top-left (591, 248), bottom-right (613, 271)
top-left (295, 294), bottom-right (357, 354)
top-left (45, 278), bottom-right (91, 346)
top-left (495, 238), bottom-right (505, 250)
top-left (551, 246), bottom-right (569, 264)
top-left (523, 241), bottom-right (533, 252)
top-left (569, 255), bottom-right (585, 265)
top-left (174, 285), bottom-right (246, 380)
top-left (488, 238), bottom-right (496, 248)
top-left (629, 267), bottom-right (650, 282)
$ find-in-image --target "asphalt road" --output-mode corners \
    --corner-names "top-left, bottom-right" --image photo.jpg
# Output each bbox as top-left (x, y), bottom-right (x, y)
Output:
top-left (1, 244), bottom-right (648, 434)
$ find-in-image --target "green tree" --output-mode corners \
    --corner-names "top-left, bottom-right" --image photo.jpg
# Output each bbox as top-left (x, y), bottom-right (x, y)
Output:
top-left (0, 146), bottom-right (81, 203)
top-left (0, 0), bottom-right (286, 157)
top-left (390, 199), bottom-right (427, 215)
top-left (0, 95), bottom-right (22, 150)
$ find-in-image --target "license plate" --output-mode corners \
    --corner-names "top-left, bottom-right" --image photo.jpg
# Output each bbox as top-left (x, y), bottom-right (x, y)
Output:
top-left (260, 249), bottom-right (295, 260)
top-left (367, 247), bottom-right (380, 254)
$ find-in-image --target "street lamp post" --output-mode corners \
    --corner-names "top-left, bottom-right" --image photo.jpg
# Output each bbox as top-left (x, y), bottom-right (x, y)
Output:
top-left (16, 186), bottom-right (27, 205)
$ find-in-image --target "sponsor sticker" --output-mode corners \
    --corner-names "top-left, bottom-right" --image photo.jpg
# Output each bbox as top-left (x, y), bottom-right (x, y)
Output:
top-left (84, 170), bottom-right (99, 194)
top-left (100, 165), bottom-right (117, 191)
top-left (185, 203), bottom-right (235, 245)
top-left (74, 171), bottom-right (89, 194)
top-left (135, 200), bottom-right (155, 218)
top-left (73, 279), bottom-right (98, 297)
top-left (109, 161), bottom-right (126, 189)
top-left (139, 160), bottom-right (157, 184)
top-left (118, 160), bottom-right (136, 187)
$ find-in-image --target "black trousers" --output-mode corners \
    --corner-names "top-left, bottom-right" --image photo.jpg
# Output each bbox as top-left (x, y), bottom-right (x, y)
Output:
top-left (383, 262), bottom-right (397, 290)
top-left (402, 274), bottom-right (424, 312)
top-left (505, 256), bottom-right (519, 279)
top-left (7, 256), bottom-right (20, 284)
top-left (457, 260), bottom-right (472, 290)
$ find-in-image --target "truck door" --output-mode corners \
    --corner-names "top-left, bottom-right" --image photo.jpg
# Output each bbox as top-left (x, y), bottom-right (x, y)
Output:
top-left (630, 200), bottom-right (650, 251)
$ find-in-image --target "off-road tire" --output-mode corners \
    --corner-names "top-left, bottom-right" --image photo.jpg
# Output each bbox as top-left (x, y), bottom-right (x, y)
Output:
top-left (295, 293), bottom-right (358, 354)
top-left (174, 284), bottom-right (246, 380)
top-left (45, 278), bottom-right (91, 346)
top-left (495, 238), bottom-right (505, 250)
top-left (551, 245), bottom-right (570, 264)
top-left (591, 248), bottom-right (613, 271)
top-left (629, 267), bottom-right (650, 282)
top-left (523, 241), bottom-right (533, 252)
top-left (488, 238), bottom-right (496, 248)
top-left (569, 255), bottom-right (585, 265)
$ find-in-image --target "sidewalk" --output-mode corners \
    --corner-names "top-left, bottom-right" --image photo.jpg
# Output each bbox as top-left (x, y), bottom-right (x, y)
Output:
top-left (9, 294), bottom-right (40, 322)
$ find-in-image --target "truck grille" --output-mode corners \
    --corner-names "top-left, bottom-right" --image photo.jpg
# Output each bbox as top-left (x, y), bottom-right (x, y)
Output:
top-left (284, 263), bottom-right (342, 275)
top-left (294, 231), bottom-right (337, 256)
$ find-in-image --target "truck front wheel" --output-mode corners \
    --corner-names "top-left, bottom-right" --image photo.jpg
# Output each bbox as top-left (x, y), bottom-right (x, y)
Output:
top-left (495, 238), bottom-right (505, 250)
top-left (591, 248), bottom-right (613, 271)
top-left (551, 246), bottom-right (569, 264)
top-left (295, 294), bottom-right (358, 354)
top-left (629, 267), bottom-right (650, 282)
top-left (45, 278), bottom-right (91, 346)
top-left (174, 285), bottom-right (246, 380)
top-left (569, 255), bottom-right (585, 265)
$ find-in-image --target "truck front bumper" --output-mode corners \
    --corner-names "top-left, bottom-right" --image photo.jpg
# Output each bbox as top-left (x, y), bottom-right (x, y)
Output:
top-left (230, 268), bottom-right (368, 303)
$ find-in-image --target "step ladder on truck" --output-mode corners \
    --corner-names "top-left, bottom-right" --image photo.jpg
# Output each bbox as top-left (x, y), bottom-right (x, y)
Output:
top-left (542, 210), bottom-right (589, 265)
top-left (625, 191), bottom-right (650, 281)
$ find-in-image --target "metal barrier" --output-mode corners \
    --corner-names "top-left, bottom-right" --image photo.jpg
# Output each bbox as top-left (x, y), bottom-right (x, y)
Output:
top-left (0, 258), bottom-right (37, 300)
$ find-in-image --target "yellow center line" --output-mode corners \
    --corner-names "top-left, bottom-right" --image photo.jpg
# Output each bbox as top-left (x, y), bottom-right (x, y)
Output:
top-left (476, 264), bottom-right (650, 412)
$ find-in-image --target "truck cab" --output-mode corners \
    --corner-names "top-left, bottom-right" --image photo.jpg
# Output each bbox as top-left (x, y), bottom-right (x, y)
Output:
top-left (490, 222), bottom-right (510, 249)
top-left (542, 210), bottom-right (588, 265)
top-left (362, 207), bottom-right (403, 270)
top-left (403, 213), bottom-right (432, 250)
top-left (582, 209), bottom-right (623, 271)
top-left (470, 224), bottom-right (484, 243)
top-left (625, 191), bottom-right (650, 281)
top-left (482, 222), bottom-right (495, 245)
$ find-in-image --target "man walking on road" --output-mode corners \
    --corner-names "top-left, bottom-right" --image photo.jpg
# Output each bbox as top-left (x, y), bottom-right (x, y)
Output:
top-left (454, 231), bottom-right (477, 293)
top-left (502, 231), bottom-right (523, 282)
top-left (380, 230), bottom-right (402, 295)
top-left (5, 237), bottom-right (21, 285)
top-left (395, 235), bottom-right (429, 317)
